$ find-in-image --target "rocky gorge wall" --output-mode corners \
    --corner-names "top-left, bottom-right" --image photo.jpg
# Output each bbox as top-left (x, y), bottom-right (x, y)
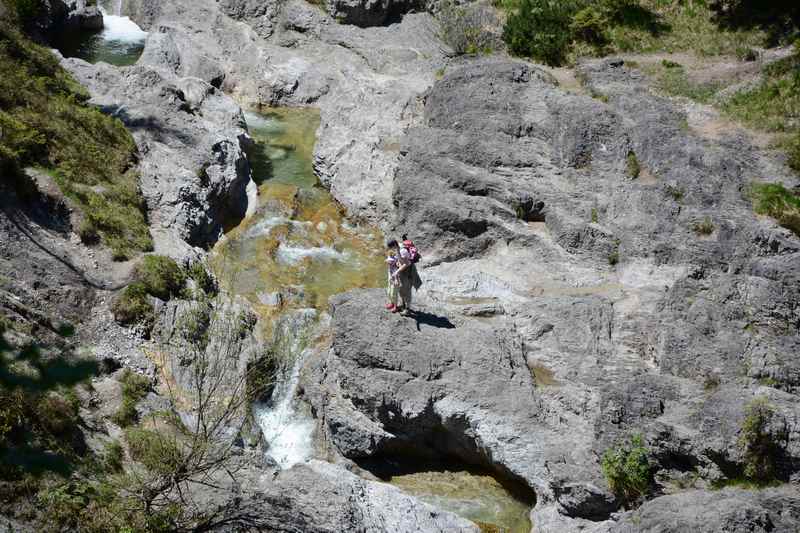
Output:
top-left (7, 0), bottom-right (800, 530)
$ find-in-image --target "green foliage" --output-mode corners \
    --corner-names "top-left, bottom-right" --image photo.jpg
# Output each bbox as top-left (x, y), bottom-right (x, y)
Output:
top-left (626, 151), bottom-right (640, 178)
top-left (37, 477), bottom-right (178, 533)
top-left (0, 21), bottom-right (152, 260)
top-left (110, 282), bottom-right (154, 327)
top-left (102, 441), bottom-right (124, 473)
top-left (591, 207), bottom-right (599, 223)
top-left (738, 397), bottom-right (779, 482)
top-left (134, 255), bottom-right (186, 301)
top-left (665, 184), bottom-right (684, 202)
top-left (661, 59), bottom-right (680, 68)
top-left (601, 434), bottom-right (653, 505)
top-left (571, 5), bottom-right (608, 45)
top-left (2, 0), bottom-right (43, 25)
top-left (601, 0), bottom-right (764, 56)
top-left (111, 369), bottom-right (150, 428)
top-left (124, 428), bottom-right (184, 477)
top-left (503, 0), bottom-right (578, 66)
top-left (184, 260), bottom-right (218, 297)
top-left (692, 216), bottom-right (715, 235)
top-left (608, 250), bottom-right (619, 265)
top-left (750, 182), bottom-right (800, 236)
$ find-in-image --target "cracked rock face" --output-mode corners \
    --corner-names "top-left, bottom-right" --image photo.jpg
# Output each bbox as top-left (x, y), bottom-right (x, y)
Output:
top-left (60, 58), bottom-right (253, 258)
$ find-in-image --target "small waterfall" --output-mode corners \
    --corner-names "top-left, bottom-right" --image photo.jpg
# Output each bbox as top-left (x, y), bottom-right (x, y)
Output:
top-left (254, 309), bottom-right (318, 468)
top-left (114, 0), bottom-right (123, 16)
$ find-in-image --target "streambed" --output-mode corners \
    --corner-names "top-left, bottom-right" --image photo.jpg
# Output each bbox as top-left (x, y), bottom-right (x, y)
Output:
top-left (55, 0), bottom-right (146, 66)
top-left (213, 107), bottom-right (533, 530)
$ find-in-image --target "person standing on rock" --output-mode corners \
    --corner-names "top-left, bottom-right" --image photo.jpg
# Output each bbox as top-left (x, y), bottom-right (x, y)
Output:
top-left (385, 240), bottom-right (401, 313)
top-left (389, 235), bottom-right (422, 316)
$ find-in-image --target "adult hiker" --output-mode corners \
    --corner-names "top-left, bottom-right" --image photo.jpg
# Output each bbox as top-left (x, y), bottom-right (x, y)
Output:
top-left (388, 234), bottom-right (422, 316)
top-left (385, 239), bottom-right (401, 313)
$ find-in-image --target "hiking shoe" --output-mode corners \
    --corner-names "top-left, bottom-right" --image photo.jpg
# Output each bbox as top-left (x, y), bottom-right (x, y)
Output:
top-left (400, 308), bottom-right (412, 316)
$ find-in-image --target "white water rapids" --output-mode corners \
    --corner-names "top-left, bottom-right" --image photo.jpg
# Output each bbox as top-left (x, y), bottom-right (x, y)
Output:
top-left (253, 310), bottom-right (318, 468)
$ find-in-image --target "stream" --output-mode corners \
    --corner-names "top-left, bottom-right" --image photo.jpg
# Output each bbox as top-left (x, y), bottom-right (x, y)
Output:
top-left (54, 0), bottom-right (146, 67)
top-left (216, 108), bottom-right (534, 532)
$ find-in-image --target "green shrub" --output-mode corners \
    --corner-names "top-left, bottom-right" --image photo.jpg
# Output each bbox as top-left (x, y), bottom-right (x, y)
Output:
top-left (692, 216), bottom-right (715, 235)
top-left (750, 182), bottom-right (800, 236)
top-left (111, 282), bottom-right (153, 326)
top-left (661, 59), bottom-right (681, 68)
top-left (184, 260), bottom-right (218, 297)
top-left (601, 434), bottom-right (653, 505)
top-left (37, 390), bottom-right (80, 435)
top-left (571, 5), bottom-right (608, 45)
top-left (124, 428), bottom-right (184, 477)
top-left (626, 151), bottom-right (640, 178)
top-left (102, 441), bottom-right (124, 473)
top-left (134, 255), bottom-right (186, 301)
top-left (503, 0), bottom-right (578, 66)
top-left (608, 250), bottom-right (619, 265)
top-left (111, 369), bottom-right (150, 427)
top-left (738, 397), bottom-right (779, 482)
top-left (665, 184), bottom-right (684, 202)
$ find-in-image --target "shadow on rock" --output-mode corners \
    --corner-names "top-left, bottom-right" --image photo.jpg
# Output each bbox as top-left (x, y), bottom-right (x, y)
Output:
top-left (411, 310), bottom-right (456, 331)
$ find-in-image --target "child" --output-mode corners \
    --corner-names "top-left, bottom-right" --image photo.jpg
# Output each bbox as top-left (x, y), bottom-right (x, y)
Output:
top-left (385, 240), bottom-right (401, 312)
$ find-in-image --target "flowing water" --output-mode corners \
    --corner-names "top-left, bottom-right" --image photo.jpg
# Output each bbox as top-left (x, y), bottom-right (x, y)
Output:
top-left (54, 0), bottom-right (146, 67)
top-left (212, 108), bottom-right (384, 467)
top-left (213, 107), bottom-right (533, 528)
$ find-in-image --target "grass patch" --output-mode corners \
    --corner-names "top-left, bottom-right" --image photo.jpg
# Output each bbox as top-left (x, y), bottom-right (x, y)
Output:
top-left (665, 184), bottom-right (684, 202)
top-left (645, 62), bottom-right (721, 103)
top-left (692, 216), bottom-right (715, 235)
top-left (110, 369), bottom-right (150, 428)
top-left (599, 0), bottom-right (766, 56)
top-left (738, 397), bottom-right (781, 483)
top-left (134, 255), bottom-right (186, 301)
top-left (110, 282), bottom-right (154, 327)
top-left (750, 182), bottom-right (800, 236)
top-left (0, 20), bottom-right (151, 260)
top-left (626, 151), bottom-right (640, 178)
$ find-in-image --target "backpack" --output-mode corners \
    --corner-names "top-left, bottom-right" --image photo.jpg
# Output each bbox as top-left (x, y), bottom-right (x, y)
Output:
top-left (402, 239), bottom-right (421, 264)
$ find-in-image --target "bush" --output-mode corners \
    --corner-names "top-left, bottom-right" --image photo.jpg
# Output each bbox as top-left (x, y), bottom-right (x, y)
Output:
top-left (750, 182), bottom-right (800, 236)
top-left (601, 434), bottom-right (653, 505)
top-left (111, 282), bottom-right (153, 326)
top-left (37, 390), bottom-right (80, 435)
top-left (738, 397), bottom-right (779, 482)
top-left (626, 151), bottom-right (640, 178)
top-left (134, 255), bottom-right (186, 301)
top-left (124, 428), bottom-right (184, 477)
top-left (692, 216), bottom-right (715, 235)
top-left (503, 0), bottom-right (578, 66)
top-left (571, 5), bottom-right (608, 45)
top-left (184, 260), bottom-right (218, 297)
top-left (110, 369), bottom-right (150, 427)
